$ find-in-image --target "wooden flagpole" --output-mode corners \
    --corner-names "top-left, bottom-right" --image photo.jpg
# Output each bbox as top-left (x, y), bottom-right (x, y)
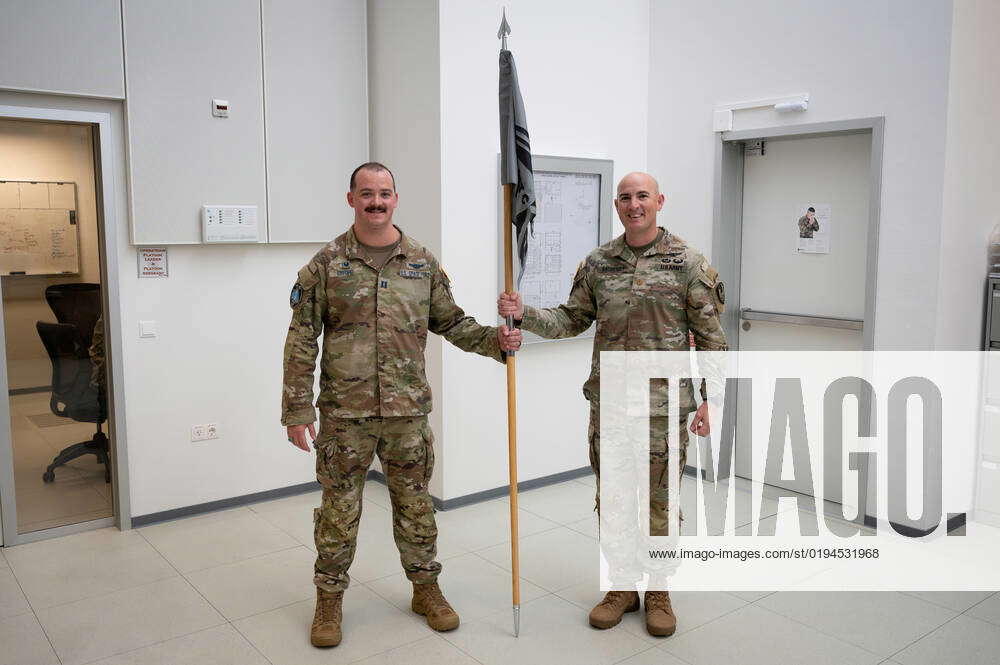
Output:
top-left (502, 182), bottom-right (521, 637)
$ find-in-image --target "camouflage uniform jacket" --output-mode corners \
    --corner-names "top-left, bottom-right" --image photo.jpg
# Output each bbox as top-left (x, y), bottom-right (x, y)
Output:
top-left (798, 215), bottom-right (819, 238)
top-left (519, 228), bottom-right (728, 412)
top-left (282, 226), bottom-right (502, 423)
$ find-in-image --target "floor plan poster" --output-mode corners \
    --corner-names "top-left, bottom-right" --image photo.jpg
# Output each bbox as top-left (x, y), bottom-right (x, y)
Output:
top-left (521, 171), bottom-right (601, 309)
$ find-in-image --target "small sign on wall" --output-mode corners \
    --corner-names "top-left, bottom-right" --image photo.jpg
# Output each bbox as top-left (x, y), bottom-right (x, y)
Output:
top-left (795, 203), bottom-right (832, 254)
top-left (138, 247), bottom-right (168, 278)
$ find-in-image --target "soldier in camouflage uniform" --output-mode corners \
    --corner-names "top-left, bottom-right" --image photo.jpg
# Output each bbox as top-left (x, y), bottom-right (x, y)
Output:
top-left (798, 207), bottom-right (819, 238)
top-left (498, 171), bottom-right (727, 637)
top-left (284, 162), bottom-right (522, 648)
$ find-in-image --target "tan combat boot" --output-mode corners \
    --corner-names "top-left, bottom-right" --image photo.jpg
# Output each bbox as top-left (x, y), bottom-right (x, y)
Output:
top-left (411, 582), bottom-right (460, 631)
top-left (310, 588), bottom-right (343, 647)
top-left (644, 591), bottom-right (676, 636)
top-left (588, 591), bottom-right (640, 629)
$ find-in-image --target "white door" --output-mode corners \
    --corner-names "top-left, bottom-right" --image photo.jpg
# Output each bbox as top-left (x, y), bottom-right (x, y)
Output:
top-left (735, 132), bottom-right (873, 506)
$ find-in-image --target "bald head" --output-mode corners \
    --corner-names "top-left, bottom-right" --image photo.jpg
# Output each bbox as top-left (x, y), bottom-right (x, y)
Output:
top-left (614, 171), bottom-right (665, 244)
top-left (617, 171), bottom-right (661, 197)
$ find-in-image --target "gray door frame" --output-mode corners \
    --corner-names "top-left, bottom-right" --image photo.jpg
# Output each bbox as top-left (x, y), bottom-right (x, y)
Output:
top-left (0, 103), bottom-right (132, 546)
top-left (711, 117), bottom-right (885, 523)
top-left (712, 117), bottom-right (885, 352)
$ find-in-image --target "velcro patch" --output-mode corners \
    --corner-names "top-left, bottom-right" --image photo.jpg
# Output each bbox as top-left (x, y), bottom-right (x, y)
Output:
top-left (399, 270), bottom-right (430, 279)
top-left (598, 264), bottom-right (625, 273)
top-left (656, 264), bottom-right (684, 271)
top-left (716, 282), bottom-right (726, 304)
top-left (335, 269), bottom-right (353, 277)
top-left (289, 283), bottom-right (304, 308)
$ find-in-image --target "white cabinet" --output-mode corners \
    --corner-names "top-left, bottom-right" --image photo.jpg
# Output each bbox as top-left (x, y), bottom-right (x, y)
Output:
top-left (263, 0), bottom-right (368, 243)
top-left (123, 0), bottom-right (367, 244)
top-left (0, 0), bottom-right (124, 98)
top-left (123, 0), bottom-right (267, 244)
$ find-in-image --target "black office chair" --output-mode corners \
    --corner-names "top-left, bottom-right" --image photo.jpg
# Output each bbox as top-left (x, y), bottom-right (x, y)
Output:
top-left (45, 283), bottom-right (102, 349)
top-left (36, 321), bottom-right (110, 483)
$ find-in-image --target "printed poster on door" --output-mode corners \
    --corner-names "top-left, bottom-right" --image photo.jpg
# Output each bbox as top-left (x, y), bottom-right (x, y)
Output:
top-left (795, 203), bottom-right (831, 254)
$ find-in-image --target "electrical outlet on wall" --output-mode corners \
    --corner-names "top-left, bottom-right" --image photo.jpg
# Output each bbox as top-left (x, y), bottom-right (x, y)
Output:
top-left (206, 423), bottom-right (219, 439)
top-left (191, 425), bottom-right (207, 441)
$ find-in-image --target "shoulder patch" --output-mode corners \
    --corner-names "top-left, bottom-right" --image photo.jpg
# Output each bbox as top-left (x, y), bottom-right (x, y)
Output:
top-left (698, 261), bottom-right (720, 286)
top-left (289, 283), bottom-right (304, 308)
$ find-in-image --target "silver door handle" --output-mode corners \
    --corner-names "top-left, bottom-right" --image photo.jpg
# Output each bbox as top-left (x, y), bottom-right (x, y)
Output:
top-left (740, 307), bottom-right (863, 331)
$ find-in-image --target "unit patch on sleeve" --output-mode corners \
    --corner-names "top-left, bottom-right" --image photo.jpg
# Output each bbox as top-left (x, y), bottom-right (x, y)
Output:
top-left (289, 283), bottom-right (304, 308)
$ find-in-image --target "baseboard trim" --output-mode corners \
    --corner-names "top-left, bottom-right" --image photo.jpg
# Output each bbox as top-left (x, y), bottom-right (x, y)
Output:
top-left (128, 468), bottom-right (968, 535)
top-left (131, 466), bottom-right (599, 527)
top-left (426, 466), bottom-right (594, 511)
top-left (132, 481), bottom-right (320, 527)
top-left (869, 512), bottom-right (966, 537)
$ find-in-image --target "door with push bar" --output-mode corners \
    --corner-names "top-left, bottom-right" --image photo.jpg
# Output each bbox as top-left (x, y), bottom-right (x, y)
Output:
top-left (733, 131), bottom-right (874, 505)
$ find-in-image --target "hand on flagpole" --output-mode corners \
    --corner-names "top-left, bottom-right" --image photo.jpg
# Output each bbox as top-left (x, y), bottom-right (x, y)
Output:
top-left (497, 292), bottom-right (524, 321)
top-left (498, 325), bottom-right (523, 352)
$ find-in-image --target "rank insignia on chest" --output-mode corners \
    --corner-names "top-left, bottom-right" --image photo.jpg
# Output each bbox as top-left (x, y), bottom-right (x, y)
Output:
top-left (289, 283), bottom-right (303, 307)
top-left (380, 279), bottom-right (389, 288)
top-left (399, 269), bottom-right (430, 279)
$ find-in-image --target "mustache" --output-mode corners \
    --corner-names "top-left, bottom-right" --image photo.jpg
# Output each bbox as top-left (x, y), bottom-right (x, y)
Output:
top-left (365, 206), bottom-right (387, 213)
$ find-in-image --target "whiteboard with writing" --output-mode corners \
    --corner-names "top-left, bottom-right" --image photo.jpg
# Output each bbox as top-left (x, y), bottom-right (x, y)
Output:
top-left (0, 181), bottom-right (80, 275)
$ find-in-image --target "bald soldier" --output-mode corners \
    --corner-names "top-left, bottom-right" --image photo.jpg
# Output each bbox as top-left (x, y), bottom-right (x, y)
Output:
top-left (498, 172), bottom-right (727, 637)
top-left (284, 162), bottom-right (522, 648)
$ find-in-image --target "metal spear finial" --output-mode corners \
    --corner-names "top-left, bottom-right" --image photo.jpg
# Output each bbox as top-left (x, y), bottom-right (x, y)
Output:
top-left (498, 7), bottom-right (511, 50)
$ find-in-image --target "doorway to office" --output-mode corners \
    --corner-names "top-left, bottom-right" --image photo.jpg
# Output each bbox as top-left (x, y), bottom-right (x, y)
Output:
top-left (712, 118), bottom-right (884, 521)
top-left (0, 102), bottom-right (130, 547)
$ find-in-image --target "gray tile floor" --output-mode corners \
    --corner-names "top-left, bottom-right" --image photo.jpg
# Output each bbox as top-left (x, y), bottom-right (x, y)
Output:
top-left (1, 477), bottom-right (998, 664)
top-left (8, 392), bottom-right (113, 534)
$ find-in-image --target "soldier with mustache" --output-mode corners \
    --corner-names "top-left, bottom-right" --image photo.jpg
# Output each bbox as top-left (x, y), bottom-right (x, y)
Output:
top-left (283, 162), bottom-right (522, 648)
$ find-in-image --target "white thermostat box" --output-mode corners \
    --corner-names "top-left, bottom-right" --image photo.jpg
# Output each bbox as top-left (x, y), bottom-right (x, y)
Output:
top-left (202, 205), bottom-right (260, 243)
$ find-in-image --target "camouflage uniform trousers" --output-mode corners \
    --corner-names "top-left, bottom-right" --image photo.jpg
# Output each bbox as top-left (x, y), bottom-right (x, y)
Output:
top-left (313, 415), bottom-right (439, 592)
top-left (588, 402), bottom-right (689, 534)
top-left (588, 401), bottom-right (688, 590)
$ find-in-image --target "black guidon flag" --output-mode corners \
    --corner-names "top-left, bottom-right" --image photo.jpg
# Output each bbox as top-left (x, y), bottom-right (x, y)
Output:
top-left (499, 49), bottom-right (536, 288)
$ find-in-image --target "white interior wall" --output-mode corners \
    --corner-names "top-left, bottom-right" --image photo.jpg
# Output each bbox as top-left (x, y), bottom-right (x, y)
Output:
top-left (935, 0), bottom-right (1000, 350)
top-left (437, 0), bottom-right (650, 499)
top-left (0, 119), bottom-right (102, 390)
top-left (367, 0), bottom-right (445, 497)
top-left (648, 0), bottom-right (954, 351)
